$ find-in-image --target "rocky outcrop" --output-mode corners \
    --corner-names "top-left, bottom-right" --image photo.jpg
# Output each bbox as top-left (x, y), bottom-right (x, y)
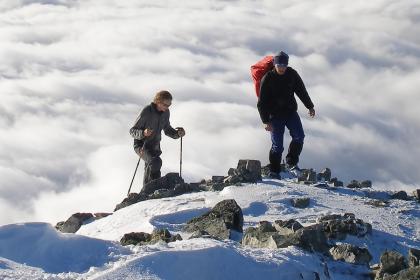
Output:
top-left (375, 251), bottom-right (408, 279)
top-left (329, 244), bottom-right (372, 265)
top-left (291, 197), bottom-right (310, 208)
top-left (120, 228), bottom-right (182, 246)
top-left (223, 160), bottom-right (262, 185)
top-left (413, 189), bottom-right (420, 202)
top-left (408, 248), bottom-right (420, 267)
top-left (242, 221), bottom-right (329, 253)
top-left (318, 213), bottom-right (372, 240)
top-left (56, 213), bottom-right (94, 233)
top-left (184, 199), bottom-right (243, 240)
top-left (114, 173), bottom-right (202, 211)
top-left (381, 266), bottom-right (420, 280)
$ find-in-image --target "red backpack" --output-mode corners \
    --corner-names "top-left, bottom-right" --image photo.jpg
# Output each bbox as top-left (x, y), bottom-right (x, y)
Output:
top-left (250, 55), bottom-right (273, 98)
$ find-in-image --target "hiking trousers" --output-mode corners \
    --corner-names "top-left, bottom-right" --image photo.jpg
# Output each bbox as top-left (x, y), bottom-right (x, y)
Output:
top-left (135, 148), bottom-right (162, 187)
top-left (269, 111), bottom-right (305, 172)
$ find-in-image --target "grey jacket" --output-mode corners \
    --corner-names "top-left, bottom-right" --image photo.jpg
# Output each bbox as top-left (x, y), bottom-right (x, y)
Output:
top-left (130, 103), bottom-right (179, 155)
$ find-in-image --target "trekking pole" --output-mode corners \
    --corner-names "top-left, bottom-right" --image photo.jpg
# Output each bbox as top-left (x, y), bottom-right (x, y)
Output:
top-left (127, 158), bottom-right (140, 196)
top-left (179, 136), bottom-right (183, 178)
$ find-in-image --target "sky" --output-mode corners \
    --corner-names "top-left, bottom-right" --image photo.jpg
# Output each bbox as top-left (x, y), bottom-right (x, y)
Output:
top-left (0, 0), bottom-right (419, 225)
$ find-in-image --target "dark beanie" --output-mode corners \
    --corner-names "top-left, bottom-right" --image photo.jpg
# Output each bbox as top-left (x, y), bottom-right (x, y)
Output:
top-left (274, 51), bottom-right (289, 67)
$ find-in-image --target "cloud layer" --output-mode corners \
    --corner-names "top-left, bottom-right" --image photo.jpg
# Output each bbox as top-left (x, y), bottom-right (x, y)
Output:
top-left (0, 0), bottom-right (419, 225)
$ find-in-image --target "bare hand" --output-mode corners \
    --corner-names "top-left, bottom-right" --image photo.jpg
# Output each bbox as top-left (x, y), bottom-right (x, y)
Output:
top-left (143, 128), bottom-right (153, 137)
top-left (176, 127), bottom-right (186, 137)
top-left (264, 123), bottom-right (272, 131)
top-left (309, 108), bottom-right (316, 118)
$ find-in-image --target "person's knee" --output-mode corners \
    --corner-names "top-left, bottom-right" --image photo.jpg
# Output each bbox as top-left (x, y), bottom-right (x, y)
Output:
top-left (150, 157), bottom-right (162, 171)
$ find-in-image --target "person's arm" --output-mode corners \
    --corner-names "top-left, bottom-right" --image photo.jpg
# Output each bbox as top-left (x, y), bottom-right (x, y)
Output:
top-left (129, 108), bottom-right (148, 140)
top-left (257, 73), bottom-right (272, 125)
top-left (163, 111), bottom-right (182, 139)
top-left (293, 71), bottom-right (314, 110)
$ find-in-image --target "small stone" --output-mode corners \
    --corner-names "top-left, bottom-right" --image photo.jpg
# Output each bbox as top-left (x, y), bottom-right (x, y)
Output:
top-left (413, 189), bottom-right (420, 201)
top-left (378, 250), bottom-right (408, 276)
top-left (390, 191), bottom-right (409, 201)
top-left (212, 176), bottom-right (225, 183)
top-left (319, 168), bottom-right (332, 181)
top-left (258, 221), bottom-right (276, 232)
top-left (347, 180), bottom-right (361, 188)
top-left (291, 197), bottom-right (310, 208)
top-left (329, 244), bottom-right (372, 265)
top-left (408, 248), bottom-right (420, 268)
top-left (360, 180), bottom-right (372, 188)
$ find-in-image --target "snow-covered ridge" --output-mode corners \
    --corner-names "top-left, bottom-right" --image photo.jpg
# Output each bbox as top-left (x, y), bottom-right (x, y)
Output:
top-left (1, 175), bottom-right (419, 279)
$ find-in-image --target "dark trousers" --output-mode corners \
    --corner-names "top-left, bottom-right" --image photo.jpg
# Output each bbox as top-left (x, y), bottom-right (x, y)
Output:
top-left (269, 112), bottom-right (305, 172)
top-left (135, 148), bottom-right (162, 186)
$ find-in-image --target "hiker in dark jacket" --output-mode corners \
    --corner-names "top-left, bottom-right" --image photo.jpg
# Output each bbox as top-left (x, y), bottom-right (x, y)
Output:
top-left (257, 51), bottom-right (315, 178)
top-left (130, 90), bottom-right (185, 186)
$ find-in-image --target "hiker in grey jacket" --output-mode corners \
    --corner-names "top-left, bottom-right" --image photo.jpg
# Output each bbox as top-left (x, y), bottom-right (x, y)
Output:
top-left (130, 90), bottom-right (185, 186)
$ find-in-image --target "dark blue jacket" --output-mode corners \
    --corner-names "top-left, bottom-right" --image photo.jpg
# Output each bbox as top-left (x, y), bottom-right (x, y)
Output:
top-left (257, 67), bottom-right (314, 123)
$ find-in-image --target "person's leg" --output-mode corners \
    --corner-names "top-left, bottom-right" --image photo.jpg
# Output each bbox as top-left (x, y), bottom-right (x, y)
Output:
top-left (139, 149), bottom-right (162, 186)
top-left (285, 112), bottom-right (305, 167)
top-left (269, 118), bottom-right (286, 173)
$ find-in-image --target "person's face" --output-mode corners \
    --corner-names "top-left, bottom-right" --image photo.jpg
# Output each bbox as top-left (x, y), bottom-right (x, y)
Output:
top-left (156, 99), bottom-right (172, 112)
top-left (275, 65), bottom-right (287, 75)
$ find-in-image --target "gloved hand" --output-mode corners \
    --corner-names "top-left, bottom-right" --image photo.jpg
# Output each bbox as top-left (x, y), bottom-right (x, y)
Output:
top-left (176, 127), bottom-right (186, 137)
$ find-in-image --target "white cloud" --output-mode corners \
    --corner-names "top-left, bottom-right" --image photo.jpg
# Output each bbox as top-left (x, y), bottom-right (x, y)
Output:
top-left (0, 0), bottom-right (419, 225)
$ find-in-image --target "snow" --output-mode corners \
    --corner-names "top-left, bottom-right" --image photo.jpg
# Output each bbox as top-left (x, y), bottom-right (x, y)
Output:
top-left (0, 178), bottom-right (419, 279)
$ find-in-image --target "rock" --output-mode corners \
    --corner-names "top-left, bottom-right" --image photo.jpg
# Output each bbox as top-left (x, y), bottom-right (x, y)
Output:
top-left (408, 248), bottom-right (420, 267)
top-left (184, 199), bottom-right (243, 240)
top-left (114, 192), bottom-right (148, 211)
top-left (242, 223), bottom-right (329, 253)
top-left (273, 219), bottom-right (303, 235)
top-left (150, 188), bottom-right (175, 199)
top-left (381, 266), bottom-right (420, 280)
top-left (376, 251), bottom-right (408, 279)
top-left (313, 183), bottom-right (330, 189)
top-left (329, 244), bottom-right (372, 265)
top-left (94, 213), bottom-right (112, 219)
top-left (258, 221), bottom-right (276, 232)
top-left (319, 213), bottom-right (372, 239)
top-left (237, 159), bottom-right (262, 181)
top-left (291, 197), bottom-right (310, 208)
top-left (120, 232), bottom-right (151, 246)
top-left (413, 189), bottom-right (420, 201)
top-left (211, 176), bottom-right (225, 183)
top-left (141, 173), bottom-right (184, 195)
top-left (365, 199), bottom-right (389, 208)
top-left (288, 224), bottom-right (329, 253)
top-left (390, 191), bottom-right (409, 200)
top-left (299, 169), bottom-right (317, 183)
top-left (56, 212), bottom-right (94, 233)
top-left (241, 227), bottom-right (288, 249)
top-left (120, 229), bottom-right (182, 246)
top-left (188, 230), bottom-right (212, 239)
top-left (318, 168), bottom-right (332, 181)
top-left (361, 180), bottom-right (372, 188)
top-left (347, 180), bottom-right (361, 188)
top-left (150, 228), bottom-right (182, 243)
top-left (334, 180), bottom-right (344, 187)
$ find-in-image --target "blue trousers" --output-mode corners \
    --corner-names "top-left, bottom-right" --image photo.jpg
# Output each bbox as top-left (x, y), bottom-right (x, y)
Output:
top-left (269, 112), bottom-right (305, 172)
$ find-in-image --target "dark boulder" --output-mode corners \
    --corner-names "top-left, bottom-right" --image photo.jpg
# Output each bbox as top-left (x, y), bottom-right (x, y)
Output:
top-left (184, 199), bottom-right (243, 240)
top-left (120, 228), bottom-right (182, 246)
top-left (55, 212), bottom-right (94, 233)
top-left (114, 192), bottom-right (148, 211)
top-left (376, 251), bottom-right (408, 279)
top-left (318, 213), bottom-right (372, 240)
top-left (408, 248), bottom-right (420, 268)
top-left (329, 244), bottom-right (372, 265)
top-left (141, 173), bottom-right (184, 195)
top-left (291, 197), bottom-right (310, 208)
top-left (390, 191), bottom-right (409, 200)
